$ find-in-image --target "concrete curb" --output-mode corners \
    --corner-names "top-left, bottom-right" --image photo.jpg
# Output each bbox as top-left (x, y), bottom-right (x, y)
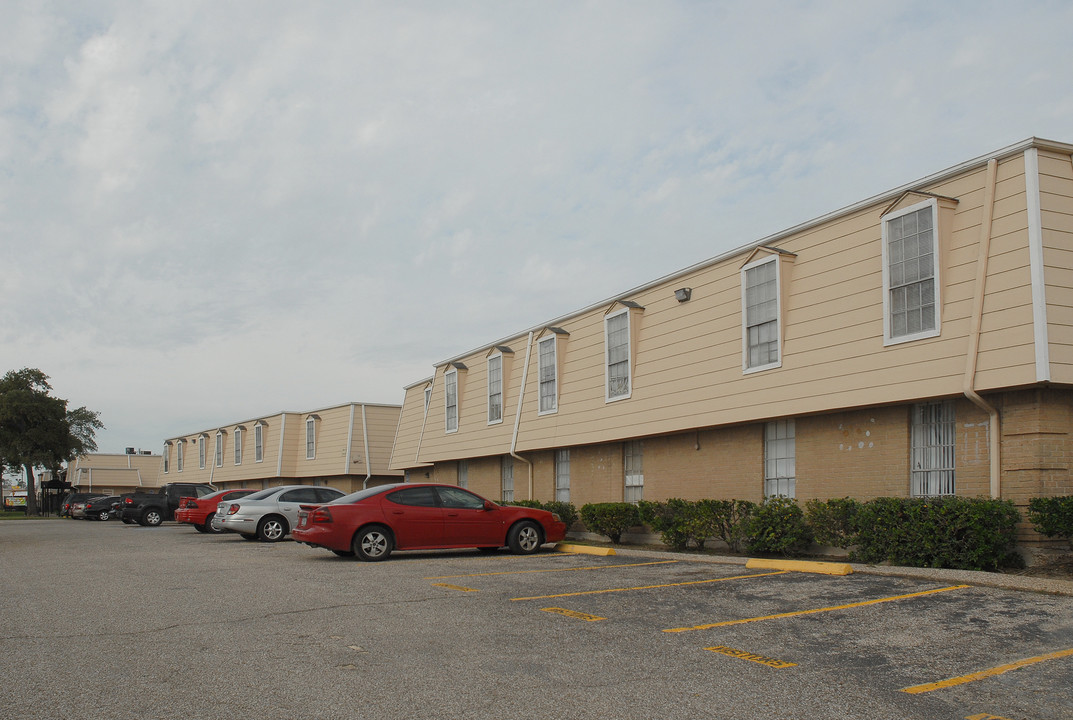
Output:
top-left (746, 558), bottom-right (853, 575)
top-left (555, 542), bottom-right (617, 556)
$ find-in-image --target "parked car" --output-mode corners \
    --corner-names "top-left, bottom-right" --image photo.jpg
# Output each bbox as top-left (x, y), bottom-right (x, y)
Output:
top-left (69, 499), bottom-right (95, 519)
top-left (81, 495), bottom-right (121, 521)
top-left (60, 492), bottom-right (104, 518)
top-left (218, 486), bottom-right (346, 542)
top-left (119, 483), bottom-right (216, 526)
top-left (175, 489), bottom-right (256, 533)
top-left (292, 483), bottom-right (568, 561)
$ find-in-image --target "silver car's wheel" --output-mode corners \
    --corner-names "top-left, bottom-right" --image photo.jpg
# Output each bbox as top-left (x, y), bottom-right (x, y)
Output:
top-left (353, 525), bottom-right (392, 561)
top-left (257, 516), bottom-right (287, 542)
top-left (508, 521), bottom-right (542, 555)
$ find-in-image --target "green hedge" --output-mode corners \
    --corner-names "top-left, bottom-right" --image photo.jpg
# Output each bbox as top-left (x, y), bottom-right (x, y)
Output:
top-left (579, 503), bottom-right (640, 543)
top-left (1027, 496), bottom-right (1073, 549)
top-left (506, 499), bottom-right (579, 531)
top-left (579, 494), bottom-right (1024, 569)
top-left (851, 496), bottom-right (1021, 570)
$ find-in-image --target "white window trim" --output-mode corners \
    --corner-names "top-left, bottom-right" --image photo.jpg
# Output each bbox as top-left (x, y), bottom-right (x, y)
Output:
top-left (305, 417), bottom-right (317, 460)
top-left (555, 449), bottom-right (570, 502)
top-left (538, 335), bottom-right (559, 416)
top-left (882, 198), bottom-right (942, 346)
top-left (741, 254), bottom-right (783, 374)
top-left (254, 423), bottom-right (264, 464)
top-left (605, 308), bottom-right (632, 403)
top-left (177, 441), bottom-right (184, 472)
top-left (234, 427), bottom-right (243, 466)
top-left (487, 353), bottom-right (504, 426)
top-left (214, 431), bottom-right (224, 468)
top-left (445, 367), bottom-right (459, 434)
top-left (163, 443), bottom-right (170, 474)
top-left (198, 436), bottom-right (206, 470)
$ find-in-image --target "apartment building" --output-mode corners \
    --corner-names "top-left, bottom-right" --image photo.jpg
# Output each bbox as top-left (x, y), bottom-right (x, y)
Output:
top-left (389, 138), bottom-right (1073, 528)
top-left (163, 402), bottom-right (403, 492)
top-left (67, 451), bottom-right (162, 494)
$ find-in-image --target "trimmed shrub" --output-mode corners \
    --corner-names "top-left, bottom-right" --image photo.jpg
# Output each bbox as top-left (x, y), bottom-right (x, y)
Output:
top-left (638, 499), bottom-right (692, 550)
top-left (852, 496), bottom-right (1021, 570)
top-left (744, 496), bottom-right (813, 556)
top-left (580, 502), bottom-right (641, 543)
top-left (705, 499), bottom-right (756, 553)
top-left (804, 497), bottom-right (863, 548)
top-left (1028, 496), bottom-right (1073, 549)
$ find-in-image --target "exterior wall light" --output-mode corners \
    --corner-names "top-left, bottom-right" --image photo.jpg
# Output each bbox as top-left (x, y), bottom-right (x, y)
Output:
top-left (675, 288), bottom-right (692, 302)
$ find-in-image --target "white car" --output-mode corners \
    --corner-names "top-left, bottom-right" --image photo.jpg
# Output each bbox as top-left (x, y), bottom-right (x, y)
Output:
top-left (217, 485), bottom-right (345, 542)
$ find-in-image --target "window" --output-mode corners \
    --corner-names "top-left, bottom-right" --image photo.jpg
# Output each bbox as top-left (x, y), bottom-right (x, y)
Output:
top-left (163, 444), bottom-right (170, 474)
top-left (438, 486), bottom-right (485, 509)
top-left (487, 355), bottom-right (503, 424)
top-left (501, 456), bottom-right (514, 503)
top-left (624, 441), bottom-right (643, 503)
top-left (743, 256), bottom-right (781, 372)
top-left (445, 368), bottom-right (459, 433)
top-left (214, 431), bottom-right (224, 468)
top-left (538, 336), bottom-right (558, 414)
top-left (177, 441), bottom-right (184, 472)
top-left (424, 384), bottom-right (432, 414)
top-left (911, 400), bottom-right (955, 496)
top-left (764, 419), bottom-right (795, 497)
top-left (605, 309), bottom-right (631, 401)
top-left (555, 449), bottom-right (570, 502)
top-left (305, 417), bottom-right (316, 459)
top-left (234, 427), bottom-right (243, 465)
top-left (198, 436), bottom-right (206, 469)
top-left (457, 459), bottom-right (468, 488)
top-left (883, 199), bottom-right (940, 344)
top-left (281, 487), bottom-right (320, 504)
top-left (388, 486), bottom-right (440, 507)
top-left (254, 423), bottom-right (264, 463)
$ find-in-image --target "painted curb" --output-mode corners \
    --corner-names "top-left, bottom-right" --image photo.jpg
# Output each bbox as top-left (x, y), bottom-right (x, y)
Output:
top-left (555, 543), bottom-right (617, 556)
top-left (746, 558), bottom-right (853, 575)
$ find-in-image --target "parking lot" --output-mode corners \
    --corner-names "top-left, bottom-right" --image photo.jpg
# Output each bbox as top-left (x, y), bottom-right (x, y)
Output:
top-left (2, 520), bottom-right (1071, 720)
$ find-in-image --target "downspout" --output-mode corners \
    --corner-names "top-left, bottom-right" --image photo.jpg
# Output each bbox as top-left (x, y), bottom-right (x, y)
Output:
top-left (344, 403), bottom-right (356, 475)
top-left (362, 404), bottom-right (373, 489)
top-left (510, 332), bottom-right (535, 500)
top-left (963, 158), bottom-right (1002, 499)
top-left (277, 414), bottom-right (287, 478)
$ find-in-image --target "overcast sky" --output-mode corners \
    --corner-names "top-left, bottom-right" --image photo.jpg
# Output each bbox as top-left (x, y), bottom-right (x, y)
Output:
top-left (2, 1), bottom-right (1071, 457)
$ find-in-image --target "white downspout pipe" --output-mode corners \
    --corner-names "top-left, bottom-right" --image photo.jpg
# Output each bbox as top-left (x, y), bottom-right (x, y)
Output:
top-left (362, 404), bottom-right (373, 489)
top-left (963, 158), bottom-right (1002, 499)
top-left (277, 414), bottom-right (287, 478)
top-left (510, 332), bottom-right (535, 500)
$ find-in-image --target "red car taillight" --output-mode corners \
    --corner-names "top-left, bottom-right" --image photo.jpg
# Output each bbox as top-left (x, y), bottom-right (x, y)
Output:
top-left (186, 500), bottom-right (199, 509)
top-left (123, 497), bottom-right (133, 505)
top-left (226, 504), bottom-right (240, 515)
top-left (311, 508), bottom-right (334, 523)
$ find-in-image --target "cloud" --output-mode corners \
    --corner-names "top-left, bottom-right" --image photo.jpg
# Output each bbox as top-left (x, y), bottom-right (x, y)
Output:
top-left (2, 0), bottom-right (1072, 453)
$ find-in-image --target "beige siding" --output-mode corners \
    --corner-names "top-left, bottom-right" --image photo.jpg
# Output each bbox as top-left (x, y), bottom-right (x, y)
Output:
top-left (389, 382), bottom-right (434, 470)
top-left (1041, 150), bottom-right (1073, 383)
top-left (69, 452), bottom-right (163, 490)
top-left (400, 152), bottom-right (1044, 466)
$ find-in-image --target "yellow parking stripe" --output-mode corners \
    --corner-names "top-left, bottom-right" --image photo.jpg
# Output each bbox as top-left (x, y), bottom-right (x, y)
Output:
top-left (425, 560), bottom-right (678, 580)
top-left (511, 571), bottom-right (787, 601)
top-left (430, 583), bottom-right (479, 592)
top-left (900, 647), bottom-right (1073, 694)
top-left (542, 607), bottom-right (606, 622)
top-left (663, 584), bottom-right (970, 632)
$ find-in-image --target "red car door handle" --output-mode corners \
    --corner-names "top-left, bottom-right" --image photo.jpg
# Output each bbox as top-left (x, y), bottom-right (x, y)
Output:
top-left (391, 510), bottom-right (404, 515)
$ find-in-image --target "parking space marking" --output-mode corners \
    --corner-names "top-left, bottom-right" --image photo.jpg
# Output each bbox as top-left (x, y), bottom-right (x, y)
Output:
top-left (424, 560), bottom-right (678, 580)
top-left (430, 582), bottom-right (479, 592)
top-left (663, 584), bottom-right (970, 632)
top-left (706, 645), bottom-right (797, 669)
top-left (510, 570), bottom-right (788, 601)
top-left (900, 647), bottom-right (1073, 695)
top-left (542, 607), bottom-right (606, 622)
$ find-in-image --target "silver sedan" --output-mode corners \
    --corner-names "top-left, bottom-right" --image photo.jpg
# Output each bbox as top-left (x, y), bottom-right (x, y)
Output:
top-left (217, 485), bottom-right (345, 542)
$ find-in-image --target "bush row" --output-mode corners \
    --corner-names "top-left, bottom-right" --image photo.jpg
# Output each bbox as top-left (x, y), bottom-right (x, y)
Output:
top-left (578, 496), bottom-right (1036, 571)
top-left (515, 493), bottom-right (1073, 570)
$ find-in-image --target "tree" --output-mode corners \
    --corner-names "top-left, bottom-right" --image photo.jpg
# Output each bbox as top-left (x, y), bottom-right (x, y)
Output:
top-left (0, 368), bottom-right (104, 515)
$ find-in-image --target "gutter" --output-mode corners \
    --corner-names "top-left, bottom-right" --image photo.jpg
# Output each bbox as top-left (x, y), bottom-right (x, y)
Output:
top-left (510, 332), bottom-right (535, 500)
top-left (962, 158), bottom-right (1002, 499)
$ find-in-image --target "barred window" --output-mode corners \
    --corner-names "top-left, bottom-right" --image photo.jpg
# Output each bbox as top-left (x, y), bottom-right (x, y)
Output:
top-left (624, 441), bottom-right (643, 503)
top-left (501, 456), bottom-right (514, 503)
top-left (911, 400), bottom-right (955, 496)
top-left (764, 419), bottom-right (795, 498)
top-left (555, 449), bottom-right (570, 503)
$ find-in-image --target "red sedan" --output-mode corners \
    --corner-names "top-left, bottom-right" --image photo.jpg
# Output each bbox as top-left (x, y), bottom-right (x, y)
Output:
top-left (175, 489), bottom-right (256, 533)
top-left (293, 483), bottom-right (567, 561)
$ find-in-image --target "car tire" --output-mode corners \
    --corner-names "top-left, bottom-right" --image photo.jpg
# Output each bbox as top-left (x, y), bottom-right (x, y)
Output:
top-left (257, 516), bottom-right (287, 542)
top-left (353, 525), bottom-right (393, 561)
top-left (141, 509), bottom-right (163, 527)
top-left (507, 520), bottom-right (543, 555)
top-left (204, 513), bottom-right (224, 534)
top-left (97, 510), bottom-right (110, 521)
top-left (193, 523), bottom-right (208, 533)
